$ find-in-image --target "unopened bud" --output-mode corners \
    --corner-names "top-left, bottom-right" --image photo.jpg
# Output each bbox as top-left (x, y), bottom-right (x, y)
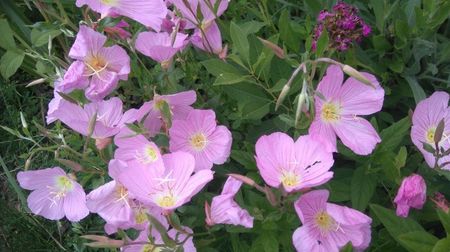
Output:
top-left (342, 65), bottom-right (374, 87)
top-left (24, 158), bottom-right (32, 170)
top-left (26, 78), bottom-right (46, 87)
top-left (95, 138), bottom-right (112, 150)
top-left (219, 44), bottom-right (228, 60)
top-left (258, 37), bottom-right (285, 59)
top-left (275, 84), bottom-right (290, 111)
top-left (81, 235), bottom-right (124, 248)
top-left (204, 201), bottom-right (214, 226)
top-left (264, 186), bottom-right (278, 206)
top-left (228, 173), bottom-right (256, 187)
top-left (20, 112), bottom-right (28, 129)
top-left (56, 158), bottom-right (83, 172)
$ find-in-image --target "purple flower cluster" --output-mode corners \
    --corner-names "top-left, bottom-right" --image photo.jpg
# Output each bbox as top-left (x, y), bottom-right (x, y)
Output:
top-left (312, 1), bottom-right (371, 51)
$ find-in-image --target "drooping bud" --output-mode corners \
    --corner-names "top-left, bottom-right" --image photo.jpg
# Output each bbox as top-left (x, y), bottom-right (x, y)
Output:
top-left (342, 65), bottom-right (373, 87)
top-left (275, 84), bottom-right (291, 111)
top-left (258, 37), bottom-right (285, 59)
top-left (81, 235), bottom-right (124, 248)
top-left (204, 201), bottom-right (214, 226)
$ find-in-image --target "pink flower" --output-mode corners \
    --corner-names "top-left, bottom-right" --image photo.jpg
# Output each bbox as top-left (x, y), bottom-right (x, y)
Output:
top-left (169, 109), bottom-right (232, 171)
top-left (411, 91), bottom-right (450, 169)
top-left (75, 0), bottom-right (167, 31)
top-left (119, 151), bottom-right (214, 211)
top-left (205, 177), bottom-right (253, 228)
top-left (255, 133), bottom-right (334, 193)
top-left (293, 189), bottom-right (372, 252)
top-left (394, 174), bottom-right (427, 218)
top-left (135, 90), bottom-right (197, 136)
top-left (309, 65), bottom-right (384, 155)
top-left (104, 20), bottom-right (131, 39)
top-left (86, 159), bottom-right (133, 226)
top-left (61, 25), bottom-right (130, 101)
top-left (191, 21), bottom-right (227, 58)
top-left (122, 226), bottom-right (196, 252)
top-left (114, 127), bottom-right (164, 169)
top-left (170, 0), bottom-right (228, 26)
top-left (50, 97), bottom-right (136, 139)
top-left (135, 31), bottom-right (188, 65)
top-left (17, 167), bottom-right (89, 222)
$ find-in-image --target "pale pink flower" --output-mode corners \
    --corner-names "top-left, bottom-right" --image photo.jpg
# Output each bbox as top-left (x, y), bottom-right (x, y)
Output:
top-left (86, 159), bottom-right (133, 226)
top-left (191, 21), bottom-right (227, 58)
top-left (394, 174), bottom-right (427, 218)
top-left (135, 90), bottom-right (196, 136)
top-left (411, 91), bottom-right (450, 169)
top-left (122, 226), bottom-right (196, 252)
top-left (114, 127), bottom-right (164, 169)
top-left (119, 151), bottom-right (214, 211)
top-left (61, 25), bottom-right (130, 101)
top-left (135, 31), bottom-right (188, 65)
top-left (170, 0), bottom-right (228, 26)
top-left (75, 0), bottom-right (167, 31)
top-left (293, 189), bottom-right (372, 252)
top-left (169, 109), bottom-right (232, 171)
top-left (17, 167), bottom-right (89, 222)
top-left (309, 65), bottom-right (384, 155)
top-left (205, 177), bottom-right (253, 228)
top-left (255, 133), bottom-right (334, 193)
top-left (50, 97), bottom-right (136, 139)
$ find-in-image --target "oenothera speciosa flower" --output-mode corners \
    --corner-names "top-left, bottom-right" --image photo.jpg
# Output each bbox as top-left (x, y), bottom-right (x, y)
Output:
top-left (394, 174), bottom-right (427, 218)
top-left (119, 151), bottom-right (213, 211)
top-left (60, 26), bottom-right (130, 101)
top-left (48, 97), bottom-right (136, 139)
top-left (76, 0), bottom-right (167, 31)
top-left (293, 190), bottom-right (372, 252)
top-left (309, 65), bottom-right (385, 155)
top-left (136, 90), bottom-right (196, 136)
top-left (190, 21), bottom-right (227, 58)
top-left (170, 0), bottom-right (228, 26)
top-left (205, 176), bottom-right (254, 228)
top-left (411, 91), bottom-right (450, 169)
top-left (169, 109), bottom-right (232, 171)
top-left (255, 132), bottom-right (334, 193)
top-left (135, 31), bottom-right (189, 67)
top-left (17, 167), bottom-right (89, 222)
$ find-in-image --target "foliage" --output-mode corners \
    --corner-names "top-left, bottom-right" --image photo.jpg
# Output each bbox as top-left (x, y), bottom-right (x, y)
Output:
top-left (0, 0), bottom-right (450, 251)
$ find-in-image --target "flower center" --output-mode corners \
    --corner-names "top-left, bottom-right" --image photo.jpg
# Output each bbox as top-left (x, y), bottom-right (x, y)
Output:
top-left (86, 56), bottom-right (107, 72)
top-left (143, 244), bottom-right (161, 252)
top-left (134, 209), bottom-right (148, 224)
top-left (321, 102), bottom-right (341, 122)
top-left (115, 185), bottom-right (128, 202)
top-left (280, 171), bottom-right (299, 188)
top-left (55, 176), bottom-right (74, 192)
top-left (314, 211), bottom-right (338, 235)
top-left (426, 127), bottom-right (436, 144)
top-left (136, 145), bottom-right (159, 164)
top-left (154, 99), bottom-right (167, 111)
top-left (156, 194), bottom-right (176, 208)
top-left (189, 132), bottom-right (208, 151)
top-left (100, 0), bottom-right (118, 6)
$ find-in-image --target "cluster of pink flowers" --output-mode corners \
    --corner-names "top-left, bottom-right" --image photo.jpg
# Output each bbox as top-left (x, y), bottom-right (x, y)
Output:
top-left (16, 0), bottom-right (443, 250)
top-left (313, 1), bottom-right (371, 51)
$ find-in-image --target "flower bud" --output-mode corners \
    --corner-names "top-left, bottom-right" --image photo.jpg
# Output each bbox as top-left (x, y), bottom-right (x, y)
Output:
top-left (394, 174), bottom-right (426, 218)
top-left (258, 37), bottom-right (285, 59)
top-left (275, 84), bottom-right (290, 111)
top-left (342, 65), bottom-right (374, 87)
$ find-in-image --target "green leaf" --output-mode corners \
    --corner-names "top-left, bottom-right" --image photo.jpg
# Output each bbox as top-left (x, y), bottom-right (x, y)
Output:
top-left (394, 146), bottom-right (407, 170)
top-left (398, 231), bottom-right (438, 252)
top-left (377, 117), bottom-right (411, 152)
top-left (432, 238), bottom-right (450, 252)
top-left (30, 28), bottom-right (61, 47)
top-left (279, 10), bottom-right (300, 53)
top-left (403, 75), bottom-right (426, 104)
top-left (258, 232), bottom-right (279, 252)
top-left (230, 21), bottom-right (249, 62)
top-left (0, 50), bottom-right (25, 79)
top-left (370, 204), bottom-right (425, 242)
top-left (0, 19), bottom-right (16, 50)
top-left (201, 59), bottom-right (242, 77)
top-left (231, 150), bottom-right (256, 170)
top-left (315, 29), bottom-right (329, 57)
top-left (437, 209), bottom-right (450, 235)
top-left (351, 166), bottom-right (377, 211)
top-left (213, 73), bottom-right (251, 86)
top-left (147, 214), bottom-right (176, 247)
top-left (240, 21), bottom-right (266, 36)
top-left (303, 0), bottom-right (323, 16)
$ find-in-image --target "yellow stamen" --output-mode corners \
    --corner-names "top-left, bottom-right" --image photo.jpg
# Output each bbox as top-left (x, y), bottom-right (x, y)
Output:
top-left (321, 102), bottom-right (341, 122)
top-left (280, 171), bottom-right (299, 188)
top-left (142, 244), bottom-right (161, 252)
top-left (154, 99), bottom-right (167, 111)
top-left (189, 132), bottom-right (208, 151)
top-left (426, 127), bottom-right (436, 144)
top-left (56, 176), bottom-right (74, 192)
top-left (100, 0), bottom-right (118, 6)
top-left (156, 194), bottom-right (176, 208)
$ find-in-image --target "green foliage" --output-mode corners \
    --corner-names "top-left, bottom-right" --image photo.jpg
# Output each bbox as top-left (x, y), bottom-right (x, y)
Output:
top-left (0, 0), bottom-right (450, 251)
